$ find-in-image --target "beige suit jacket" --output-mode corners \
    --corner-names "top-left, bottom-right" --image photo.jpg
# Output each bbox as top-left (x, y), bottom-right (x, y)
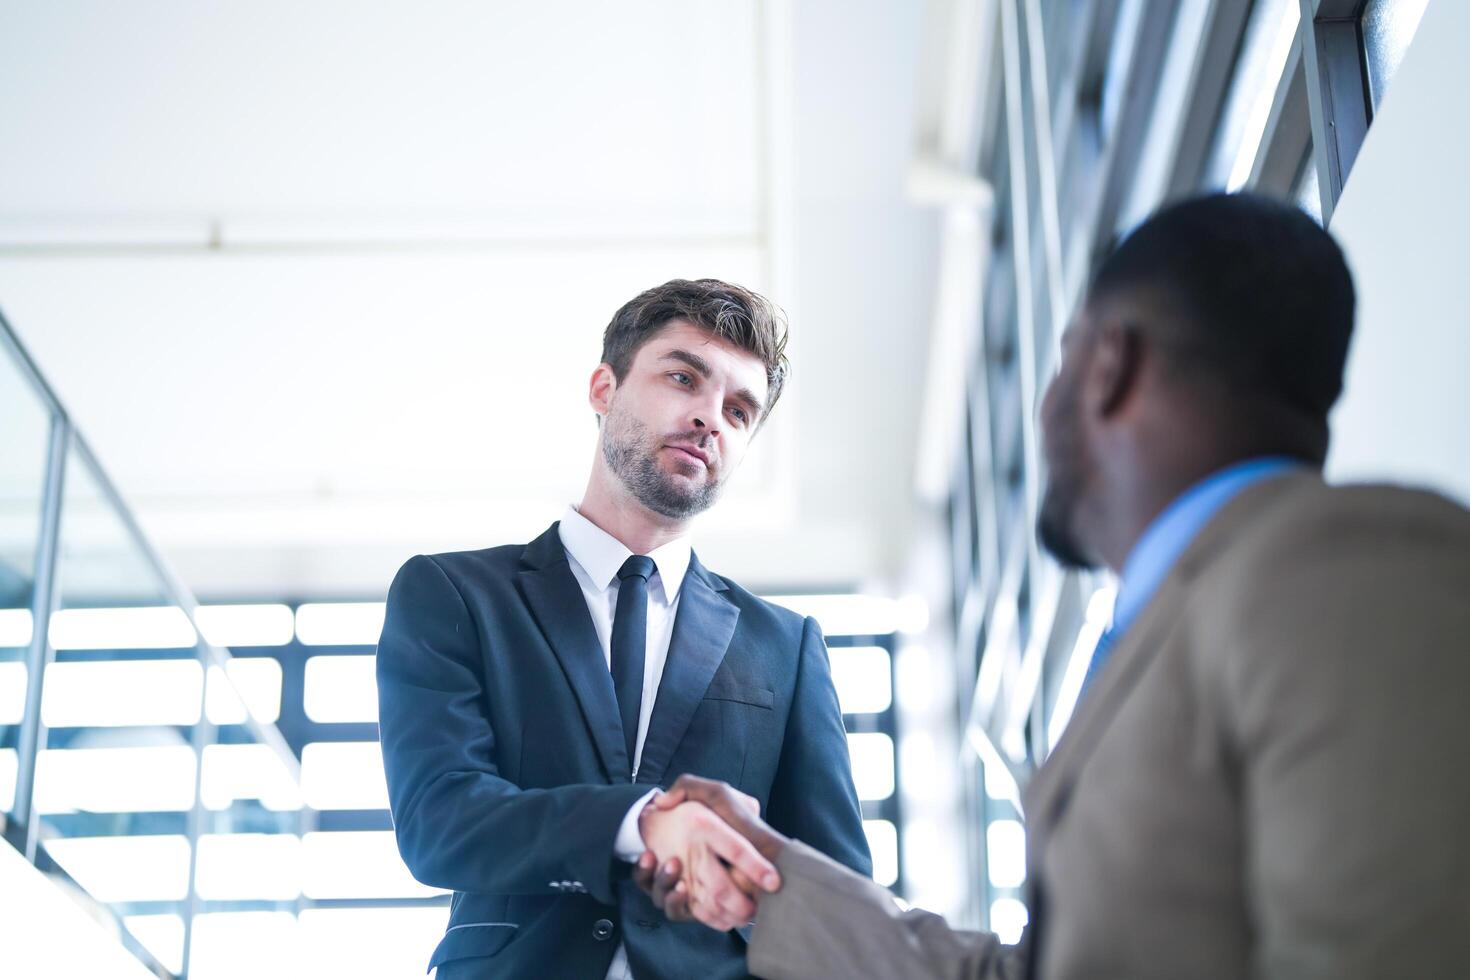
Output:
top-left (748, 474), bottom-right (1470, 979)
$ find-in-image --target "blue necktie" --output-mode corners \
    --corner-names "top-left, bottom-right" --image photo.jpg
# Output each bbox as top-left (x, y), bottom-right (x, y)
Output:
top-left (1080, 625), bottom-right (1119, 697)
top-left (611, 555), bottom-right (656, 774)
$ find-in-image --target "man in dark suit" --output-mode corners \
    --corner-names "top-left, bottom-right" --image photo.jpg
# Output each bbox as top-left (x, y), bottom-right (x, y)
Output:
top-left (636, 196), bottom-right (1470, 978)
top-left (376, 279), bottom-right (870, 979)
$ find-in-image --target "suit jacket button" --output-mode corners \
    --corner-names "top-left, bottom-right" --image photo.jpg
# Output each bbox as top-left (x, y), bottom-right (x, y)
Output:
top-left (592, 919), bottom-right (615, 941)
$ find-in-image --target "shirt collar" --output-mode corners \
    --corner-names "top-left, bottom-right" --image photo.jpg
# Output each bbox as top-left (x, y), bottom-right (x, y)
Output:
top-left (558, 505), bottom-right (693, 604)
top-left (1111, 457), bottom-right (1303, 635)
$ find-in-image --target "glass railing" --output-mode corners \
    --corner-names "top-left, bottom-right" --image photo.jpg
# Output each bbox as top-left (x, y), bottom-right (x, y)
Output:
top-left (0, 309), bottom-right (302, 979)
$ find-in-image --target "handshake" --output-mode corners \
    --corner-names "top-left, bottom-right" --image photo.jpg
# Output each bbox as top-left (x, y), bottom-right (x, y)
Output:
top-left (633, 775), bottom-right (792, 932)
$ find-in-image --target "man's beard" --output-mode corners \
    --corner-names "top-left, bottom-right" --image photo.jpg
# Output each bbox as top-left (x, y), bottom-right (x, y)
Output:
top-left (602, 404), bottom-right (723, 520)
top-left (1037, 474), bottom-right (1096, 570)
top-left (1036, 381), bottom-right (1098, 571)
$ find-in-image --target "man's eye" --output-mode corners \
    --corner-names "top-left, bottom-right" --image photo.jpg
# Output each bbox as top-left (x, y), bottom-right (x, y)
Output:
top-left (730, 407), bottom-right (748, 424)
top-left (671, 372), bottom-right (692, 385)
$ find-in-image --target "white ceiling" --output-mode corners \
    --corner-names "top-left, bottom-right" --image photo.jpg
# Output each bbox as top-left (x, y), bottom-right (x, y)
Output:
top-left (0, 0), bottom-right (937, 600)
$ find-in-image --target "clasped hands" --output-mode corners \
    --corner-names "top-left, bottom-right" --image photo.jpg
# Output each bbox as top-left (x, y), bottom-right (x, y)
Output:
top-left (633, 774), bottom-right (790, 931)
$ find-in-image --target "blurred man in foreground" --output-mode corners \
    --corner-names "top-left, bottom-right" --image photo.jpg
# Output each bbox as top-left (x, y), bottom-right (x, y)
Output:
top-left (638, 194), bottom-right (1470, 979)
top-left (377, 279), bottom-right (868, 978)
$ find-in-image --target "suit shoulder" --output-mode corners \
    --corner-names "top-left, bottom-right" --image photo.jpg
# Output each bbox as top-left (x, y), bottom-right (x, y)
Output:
top-left (391, 543), bottom-right (528, 589)
top-left (704, 572), bottom-right (809, 638)
top-left (1222, 479), bottom-right (1470, 573)
top-left (1195, 481), bottom-right (1470, 663)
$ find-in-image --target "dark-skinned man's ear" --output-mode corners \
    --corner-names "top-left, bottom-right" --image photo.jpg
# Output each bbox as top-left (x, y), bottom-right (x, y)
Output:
top-left (1091, 318), bottom-right (1144, 418)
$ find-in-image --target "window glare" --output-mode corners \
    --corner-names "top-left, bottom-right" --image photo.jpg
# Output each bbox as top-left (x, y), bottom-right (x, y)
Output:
top-left (1362, 0), bottom-right (1431, 111)
top-left (830, 646), bottom-right (893, 714)
top-left (300, 742), bottom-right (389, 810)
top-left (303, 655), bottom-right (379, 723)
top-left (864, 819), bottom-right (899, 887)
top-left (189, 911), bottom-right (300, 980)
top-left (847, 732), bottom-right (896, 801)
top-left (123, 914), bottom-right (185, 976)
top-left (298, 907), bottom-right (450, 980)
top-left (0, 660), bottom-right (27, 725)
top-left (201, 743), bottom-right (302, 811)
top-left (195, 833), bottom-right (302, 900)
top-left (302, 831), bottom-right (443, 899)
top-left (205, 658), bottom-right (283, 725)
top-left (34, 745), bottom-right (197, 814)
top-left (41, 659), bottom-right (202, 728)
top-left (45, 835), bottom-right (191, 903)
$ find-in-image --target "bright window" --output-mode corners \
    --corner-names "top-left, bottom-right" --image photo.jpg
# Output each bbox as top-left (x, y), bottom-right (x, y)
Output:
top-left (188, 911), bottom-right (299, 980)
top-left (863, 819), bottom-right (899, 887)
top-left (300, 741), bottom-right (389, 810)
top-left (301, 830), bottom-right (443, 899)
top-left (45, 835), bottom-right (191, 903)
top-left (195, 833), bottom-right (302, 900)
top-left (830, 646), bottom-right (892, 715)
top-left (303, 654), bottom-right (378, 723)
top-left (33, 745), bottom-right (197, 813)
top-left (41, 659), bottom-right (202, 728)
top-left (847, 732), bottom-right (896, 801)
top-left (200, 743), bottom-right (302, 811)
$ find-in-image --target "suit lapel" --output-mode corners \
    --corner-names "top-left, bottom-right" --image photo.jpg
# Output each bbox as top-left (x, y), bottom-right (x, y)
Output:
top-left (1023, 473), bottom-right (1314, 836)
top-left (1023, 582), bottom-right (1182, 832)
top-left (516, 524), bottom-right (631, 783)
top-left (634, 554), bottom-right (740, 786)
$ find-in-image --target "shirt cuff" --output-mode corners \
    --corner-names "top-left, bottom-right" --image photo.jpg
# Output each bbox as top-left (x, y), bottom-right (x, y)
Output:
top-left (613, 788), bottom-right (661, 863)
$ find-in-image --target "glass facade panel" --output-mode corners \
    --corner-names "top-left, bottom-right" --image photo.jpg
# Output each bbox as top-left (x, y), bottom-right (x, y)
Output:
top-left (0, 329), bottom-right (51, 831)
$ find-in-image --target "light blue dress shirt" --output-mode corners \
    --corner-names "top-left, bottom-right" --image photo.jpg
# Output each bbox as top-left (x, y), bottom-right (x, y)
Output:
top-left (1084, 457), bottom-right (1304, 692)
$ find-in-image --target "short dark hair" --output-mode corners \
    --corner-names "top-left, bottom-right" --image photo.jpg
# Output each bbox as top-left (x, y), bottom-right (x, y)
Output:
top-left (601, 279), bottom-right (790, 422)
top-left (1090, 192), bottom-right (1355, 422)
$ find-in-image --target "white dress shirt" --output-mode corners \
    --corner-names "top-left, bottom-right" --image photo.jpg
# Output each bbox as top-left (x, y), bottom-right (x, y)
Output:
top-left (558, 504), bottom-right (691, 980)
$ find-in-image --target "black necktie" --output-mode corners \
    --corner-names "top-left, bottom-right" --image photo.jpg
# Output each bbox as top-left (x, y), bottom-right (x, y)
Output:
top-left (611, 555), bottom-right (656, 775)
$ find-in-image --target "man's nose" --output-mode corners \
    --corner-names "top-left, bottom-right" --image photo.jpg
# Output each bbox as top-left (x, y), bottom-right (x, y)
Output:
top-left (690, 400), bottom-right (721, 439)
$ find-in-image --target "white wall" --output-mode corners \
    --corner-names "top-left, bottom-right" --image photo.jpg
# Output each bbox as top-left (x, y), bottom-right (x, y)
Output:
top-left (1327, 0), bottom-right (1470, 504)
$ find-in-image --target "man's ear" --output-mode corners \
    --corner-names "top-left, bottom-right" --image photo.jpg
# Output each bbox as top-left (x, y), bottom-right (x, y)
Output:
top-left (589, 363), bottom-right (617, 418)
top-left (1089, 317), bottom-right (1144, 419)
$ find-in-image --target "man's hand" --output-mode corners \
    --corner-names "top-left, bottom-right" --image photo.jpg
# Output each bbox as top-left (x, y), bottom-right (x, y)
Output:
top-left (637, 791), bottom-right (781, 932)
top-left (634, 775), bottom-right (791, 927)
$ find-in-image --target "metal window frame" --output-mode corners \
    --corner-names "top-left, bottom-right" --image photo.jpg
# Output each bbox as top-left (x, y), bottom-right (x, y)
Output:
top-left (1299, 0), bottom-right (1374, 222)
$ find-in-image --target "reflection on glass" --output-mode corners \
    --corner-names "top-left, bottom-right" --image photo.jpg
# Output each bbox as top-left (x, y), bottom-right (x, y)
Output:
top-left (0, 333), bottom-right (52, 827)
top-left (1362, 0), bottom-right (1430, 113)
top-left (29, 439), bottom-right (298, 975)
top-left (123, 914), bottom-right (185, 977)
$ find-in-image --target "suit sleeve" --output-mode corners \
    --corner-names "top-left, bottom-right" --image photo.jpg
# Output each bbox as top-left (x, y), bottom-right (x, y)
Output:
top-left (376, 554), bottom-right (649, 905)
top-left (748, 840), bottom-right (1025, 980)
top-left (763, 616), bottom-right (872, 876)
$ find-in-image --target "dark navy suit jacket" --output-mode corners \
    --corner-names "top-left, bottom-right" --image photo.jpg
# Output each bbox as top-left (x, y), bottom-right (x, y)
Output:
top-left (376, 523), bottom-right (871, 978)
